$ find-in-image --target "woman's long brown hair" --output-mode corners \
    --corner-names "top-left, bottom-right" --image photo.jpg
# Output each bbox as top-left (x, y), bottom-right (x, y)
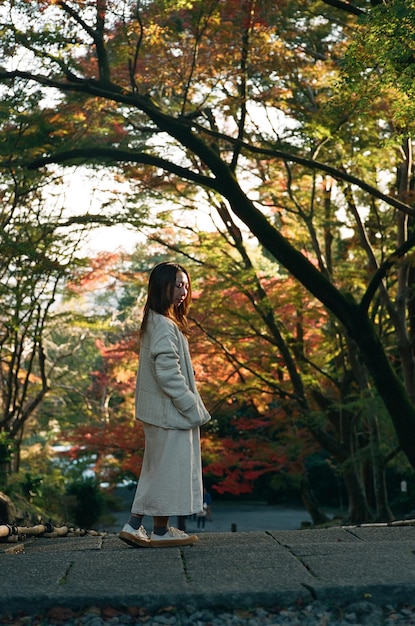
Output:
top-left (140, 262), bottom-right (192, 337)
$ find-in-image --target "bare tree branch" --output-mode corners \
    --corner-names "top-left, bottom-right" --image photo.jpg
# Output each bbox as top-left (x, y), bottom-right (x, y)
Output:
top-left (320, 0), bottom-right (365, 16)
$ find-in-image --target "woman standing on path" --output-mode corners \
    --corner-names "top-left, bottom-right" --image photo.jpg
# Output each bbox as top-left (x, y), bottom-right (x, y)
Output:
top-left (119, 262), bottom-right (211, 548)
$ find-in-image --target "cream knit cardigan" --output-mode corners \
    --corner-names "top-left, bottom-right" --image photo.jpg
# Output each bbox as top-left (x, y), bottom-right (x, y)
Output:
top-left (135, 310), bottom-right (211, 430)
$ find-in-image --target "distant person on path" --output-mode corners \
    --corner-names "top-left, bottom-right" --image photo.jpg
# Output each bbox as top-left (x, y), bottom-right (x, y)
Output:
top-left (119, 262), bottom-right (211, 548)
top-left (196, 503), bottom-right (207, 529)
top-left (203, 487), bottom-right (213, 521)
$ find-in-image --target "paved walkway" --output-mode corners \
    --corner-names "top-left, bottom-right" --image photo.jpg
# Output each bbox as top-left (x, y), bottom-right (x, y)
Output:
top-left (1, 525), bottom-right (415, 617)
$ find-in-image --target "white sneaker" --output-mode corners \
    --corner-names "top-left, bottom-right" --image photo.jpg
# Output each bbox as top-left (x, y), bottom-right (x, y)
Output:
top-left (119, 523), bottom-right (151, 548)
top-left (150, 526), bottom-right (198, 547)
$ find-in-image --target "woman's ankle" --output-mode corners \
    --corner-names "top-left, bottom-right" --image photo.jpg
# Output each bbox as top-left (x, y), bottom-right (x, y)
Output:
top-left (153, 516), bottom-right (169, 535)
top-left (128, 514), bottom-right (144, 530)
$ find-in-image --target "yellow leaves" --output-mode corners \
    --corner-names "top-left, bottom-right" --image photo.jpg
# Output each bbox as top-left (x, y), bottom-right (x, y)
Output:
top-left (71, 112), bottom-right (87, 123)
top-left (113, 367), bottom-right (133, 384)
top-left (146, 23), bottom-right (167, 46)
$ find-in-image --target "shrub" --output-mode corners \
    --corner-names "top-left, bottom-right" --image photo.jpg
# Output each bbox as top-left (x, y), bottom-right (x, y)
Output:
top-left (65, 477), bottom-right (105, 528)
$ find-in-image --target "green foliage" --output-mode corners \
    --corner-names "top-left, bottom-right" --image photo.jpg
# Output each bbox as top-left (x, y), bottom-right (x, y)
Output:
top-left (340, 0), bottom-right (415, 134)
top-left (65, 477), bottom-right (105, 529)
top-left (0, 433), bottom-right (14, 490)
top-left (0, 433), bottom-right (13, 463)
top-left (4, 467), bottom-right (66, 524)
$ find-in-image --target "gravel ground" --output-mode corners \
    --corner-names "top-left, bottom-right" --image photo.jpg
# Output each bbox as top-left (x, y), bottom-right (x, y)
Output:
top-left (2, 601), bottom-right (415, 626)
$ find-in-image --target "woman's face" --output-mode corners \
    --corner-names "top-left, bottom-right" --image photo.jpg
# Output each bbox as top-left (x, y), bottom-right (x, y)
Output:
top-left (173, 270), bottom-right (189, 307)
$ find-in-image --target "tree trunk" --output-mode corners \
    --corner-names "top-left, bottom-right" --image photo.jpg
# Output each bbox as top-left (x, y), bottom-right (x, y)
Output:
top-left (342, 466), bottom-right (372, 524)
top-left (300, 473), bottom-right (330, 525)
top-left (367, 414), bottom-right (395, 522)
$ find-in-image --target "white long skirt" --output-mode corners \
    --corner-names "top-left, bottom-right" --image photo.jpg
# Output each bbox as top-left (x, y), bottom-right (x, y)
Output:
top-left (131, 422), bottom-right (203, 516)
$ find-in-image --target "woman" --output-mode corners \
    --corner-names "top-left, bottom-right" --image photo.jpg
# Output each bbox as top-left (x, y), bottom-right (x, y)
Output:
top-left (119, 262), bottom-right (211, 548)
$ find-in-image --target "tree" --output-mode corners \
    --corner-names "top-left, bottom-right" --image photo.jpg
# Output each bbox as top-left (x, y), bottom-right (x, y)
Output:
top-left (327, 0), bottom-right (415, 131)
top-left (62, 227), bottom-right (389, 523)
top-left (47, 249), bottom-right (148, 487)
top-left (162, 220), bottom-right (394, 522)
top-left (0, 90), bottom-right (90, 476)
top-left (0, 198), bottom-right (85, 475)
top-left (1, 0), bottom-right (415, 480)
top-left (0, 76), bottom-right (151, 483)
